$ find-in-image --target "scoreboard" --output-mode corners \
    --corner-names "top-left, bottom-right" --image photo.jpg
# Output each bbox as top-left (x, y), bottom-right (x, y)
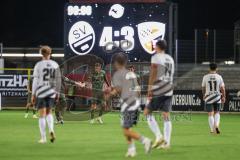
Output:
top-left (64, 2), bottom-right (171, 62)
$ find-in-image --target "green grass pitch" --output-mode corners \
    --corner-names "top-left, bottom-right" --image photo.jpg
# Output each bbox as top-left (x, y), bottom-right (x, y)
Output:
top-left (0, 111), bottom-right (239, 160)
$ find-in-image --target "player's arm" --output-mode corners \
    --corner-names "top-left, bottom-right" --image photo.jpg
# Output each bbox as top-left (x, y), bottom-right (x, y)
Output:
top-left (63, 76), bottom-right (86, 87)
top-left (109, 87), bottom-right (121, 97)
top-left (147, 63), bottom-right (158, 97)
top-left (31, 64), bottom-right (39, 104)
top-left (104, 72), bottom-right (110, 87)
top-left (201, 76), bottom-right (206, 100)
top-left (105, 73), bottom-right (122, 100)
top-left (220, 86), bottom-right (226, 103)
top-left (220, 76), bottom-right (226, 103)
top-left (202, 87), bottom-right (206, 100)
top-left (105, 86), bottom-right (121, 100)
top-left (63, 76), bottom-right (74, 84)
top-left (63, 76), bottom-right (77, 85)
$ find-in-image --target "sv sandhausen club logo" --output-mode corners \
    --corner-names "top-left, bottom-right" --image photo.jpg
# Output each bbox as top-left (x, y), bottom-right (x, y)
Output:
top-left (68, 21), bottom-right (95, 55)
top-left (137, 22), bottom-right (166, 54)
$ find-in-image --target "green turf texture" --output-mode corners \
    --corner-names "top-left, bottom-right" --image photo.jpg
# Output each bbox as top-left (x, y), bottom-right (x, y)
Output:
top-left (0, 111), bottom-right (239, 160)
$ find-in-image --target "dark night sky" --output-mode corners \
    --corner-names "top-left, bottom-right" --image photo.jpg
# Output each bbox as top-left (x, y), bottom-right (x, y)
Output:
top-left (0, 0), bottom-right (240, 47)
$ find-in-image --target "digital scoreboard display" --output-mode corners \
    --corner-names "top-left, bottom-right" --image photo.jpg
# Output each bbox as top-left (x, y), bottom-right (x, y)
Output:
top-left (64, 3), bottom-right (170, 62)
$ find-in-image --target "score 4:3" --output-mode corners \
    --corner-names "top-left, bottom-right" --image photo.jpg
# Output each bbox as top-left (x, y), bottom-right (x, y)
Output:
top-left (99, 26), bottom-right (134, 52)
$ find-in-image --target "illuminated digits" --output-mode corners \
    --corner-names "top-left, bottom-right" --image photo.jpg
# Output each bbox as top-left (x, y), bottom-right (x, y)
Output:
top-left (99, 26), bottom-right (134, 52)
top-left (121, 26), bottom-right (134, 51)
top-left (99, 27), bottom-right (113, 51)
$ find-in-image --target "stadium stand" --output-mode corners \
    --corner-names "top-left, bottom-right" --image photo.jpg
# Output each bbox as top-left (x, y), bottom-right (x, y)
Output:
top-left (175, 64), bottom-right (240, 90)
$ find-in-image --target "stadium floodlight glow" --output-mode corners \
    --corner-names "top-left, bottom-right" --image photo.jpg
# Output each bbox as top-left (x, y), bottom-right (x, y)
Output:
top-left (52, 54), bottom-right (64, 57)
top-left (224, 61), bottom-right (235, 65)
top-left (25, 53), bottom-right (64, 58)
top-left (202, 62), bottom-right (210, 65)
top-left (24, 54), bottom-right (42, 57)
top-left (2, 53), bottom-right (24, 57)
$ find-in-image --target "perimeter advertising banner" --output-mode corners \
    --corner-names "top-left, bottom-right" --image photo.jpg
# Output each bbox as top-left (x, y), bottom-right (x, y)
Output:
top-left (172, 90), bottom-right (240, 112)
top-left (0, 74), bottom-right (239, 112)
top-left (227, 90), bottom-right (240, 112)
top-left (172, 90), bottom-right (203, 111)
top-left (0, 74), bottom-right (28, 108)
top-left (0, 75), bottom-right (28, 97)
top-left (64, 2), bottom-right (170, 62)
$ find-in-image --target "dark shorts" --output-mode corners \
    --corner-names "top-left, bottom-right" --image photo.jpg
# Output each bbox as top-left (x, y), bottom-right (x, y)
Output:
top-left (147, 96), bottom-right (172, 112)
top-left (205, 103), bottom-right (221, 112)
top-left (27, 93), bottom-right (32, 104)
top-left (36, 97), bottom-right (55, 109)
top-left (121, 110), bottom-right (139, 128)
top-left (91, 90), bottom-right (104, 105)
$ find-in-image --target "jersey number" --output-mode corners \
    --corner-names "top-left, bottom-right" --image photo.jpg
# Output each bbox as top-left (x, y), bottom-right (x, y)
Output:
top-left (208, 80), bottom-right (217, 91)
top-left (165, 63), bottom-right (172, 77)
top-left (43, 68), bottom-right (56, 81)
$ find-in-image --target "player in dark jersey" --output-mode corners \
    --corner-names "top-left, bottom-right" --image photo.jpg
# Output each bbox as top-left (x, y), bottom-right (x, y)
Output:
top-left (90, 63), bottom-right (110, 124)
top-left (55, 76), bottom-right (84, 124)
top-left (24, 77), bottom-right (38, 119)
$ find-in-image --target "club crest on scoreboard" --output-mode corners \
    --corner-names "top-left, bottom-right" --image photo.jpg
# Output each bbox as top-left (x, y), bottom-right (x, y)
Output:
top-left (137, 22), bottom-right (166, 54)
top-left (68, 21), bottom-right (95, 55)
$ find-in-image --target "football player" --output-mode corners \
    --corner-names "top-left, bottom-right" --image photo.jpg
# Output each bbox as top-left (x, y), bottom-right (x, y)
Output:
top-left (202, 63), bottom-right (225, 134)
top-left (105, 53), bottom-right (152, 157)
top-left (144, 40), bottom-right (174, 149)
top-left (32, 46), bottom-right (61, 143)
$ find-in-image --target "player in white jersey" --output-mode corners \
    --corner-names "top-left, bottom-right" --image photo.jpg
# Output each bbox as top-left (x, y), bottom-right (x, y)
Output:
top-left (32, 46), bottom-right (61, 143)
top-left (202, 63), bottom-right (225, 134)
top-left (144, 40), bottom-right (174, 149)
top-left (105, 53), bottom-right (152, 157)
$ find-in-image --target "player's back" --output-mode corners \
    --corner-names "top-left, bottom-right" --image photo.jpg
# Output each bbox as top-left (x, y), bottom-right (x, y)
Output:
top-left (112, 68), bottom-right (140, 112)
top-left (151, 53), bottom-right (174, 96)
top-left (32, 59), bottom-right (61, 98)
top-left (202, 73), bottom-right (224, 104)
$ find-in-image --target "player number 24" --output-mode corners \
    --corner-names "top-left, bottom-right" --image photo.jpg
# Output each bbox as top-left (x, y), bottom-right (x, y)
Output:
top-left (43, 68), bottom-right (56, 81)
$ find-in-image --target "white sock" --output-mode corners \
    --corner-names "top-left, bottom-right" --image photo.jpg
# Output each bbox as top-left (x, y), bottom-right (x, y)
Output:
top-left (39, 117), bottom-right (46, 140)
top-left (46, 114), bottom-right (54, 133)
top-left (147, 115), bottom-right (162, 141)
top-left (164, 120), bottom-right (172, 146)
top-left (214, 113), bottom-right (220, 128)
top-left (128, 142), bottom-right (136, 150)
top-left (208, 116), bottom-right (214, 132)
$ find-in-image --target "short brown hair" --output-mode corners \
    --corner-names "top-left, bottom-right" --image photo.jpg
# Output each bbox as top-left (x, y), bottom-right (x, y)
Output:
top-left (40, 45), bottom-right (52, 56)
top-left (95, 62), bottom-right (102, 67)
top-left (209, 63), bottom-right (217, 71)
top-left (156, 40), bottom-right (167, 51)
top-left (112, 52), bottom-right (127, 66)
top-left (128, 65), bottom-right (134, 69)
